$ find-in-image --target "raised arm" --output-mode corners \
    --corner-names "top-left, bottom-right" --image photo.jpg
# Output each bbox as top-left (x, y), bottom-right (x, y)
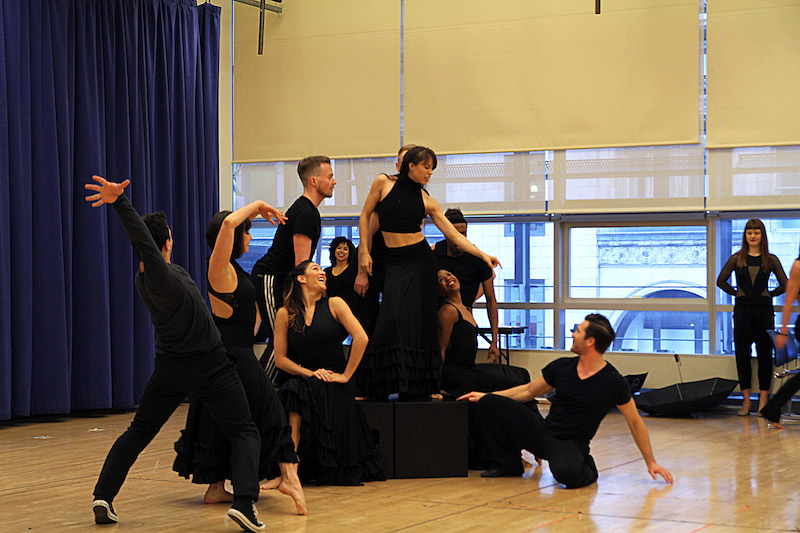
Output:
top-left (427, 198), bottom-right (500, 269)
top-left (769, 254), bottom-right (788, 298)
top-left (716, 254), bottom-right (737, 296)
top-left (776, 259), bottom-right (800, 349)
top-left (85, 176), bottom-right (173, 294)
top-left (618, 399), bottom-right (673, 484)
top-left (327, 296), bottom-right (369, 382)
top-left (209, 201), bottom-right (286, 292)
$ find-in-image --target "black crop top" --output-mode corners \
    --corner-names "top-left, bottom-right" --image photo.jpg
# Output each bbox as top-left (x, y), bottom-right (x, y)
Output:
top-left (378, 174), bottom-right (427, 233)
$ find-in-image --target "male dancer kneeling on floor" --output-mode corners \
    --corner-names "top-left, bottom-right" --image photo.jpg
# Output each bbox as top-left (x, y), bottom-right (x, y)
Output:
top-left (86, 176), bottom-right (265, 532)
top-left (459, 314), bottom-right (674, 488)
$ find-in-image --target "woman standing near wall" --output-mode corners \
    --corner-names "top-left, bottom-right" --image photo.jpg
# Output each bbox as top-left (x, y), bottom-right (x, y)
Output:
top-left (717, 219), bottom-right (787, 416)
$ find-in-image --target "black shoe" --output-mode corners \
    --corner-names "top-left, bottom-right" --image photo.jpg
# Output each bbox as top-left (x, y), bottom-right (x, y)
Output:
top-left (480, 468), bottom-right (519, 478)
top-left (92, 499), bottom-right (118, 524)
top-left (227, 500), bottom-right (265, 532)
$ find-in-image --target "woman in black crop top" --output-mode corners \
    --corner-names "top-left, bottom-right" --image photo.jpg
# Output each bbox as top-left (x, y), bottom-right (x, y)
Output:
top-left (173, 202), bottom-right (307, 515)
top-left (716, 219), bottom-right (787, 416)
top-left (356, 146), bottom-right (501, 399)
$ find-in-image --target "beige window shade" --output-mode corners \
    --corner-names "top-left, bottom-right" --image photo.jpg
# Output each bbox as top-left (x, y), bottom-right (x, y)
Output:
top-left (549, 145), bottom-right (706, 213)
top-left (706, 1), bottom-right (800, 149)
top-left (404, 0), bottom-right (699, 154)
top-left (707, 146), bottom-right (800, 210)
top-left (233, 1), bottom-right (400, 162)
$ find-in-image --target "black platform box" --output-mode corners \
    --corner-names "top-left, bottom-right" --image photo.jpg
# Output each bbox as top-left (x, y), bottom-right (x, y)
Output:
top-left (394, 400), bottom-right (468, 479)
top-left (358, 401), bottom-right (394, 478)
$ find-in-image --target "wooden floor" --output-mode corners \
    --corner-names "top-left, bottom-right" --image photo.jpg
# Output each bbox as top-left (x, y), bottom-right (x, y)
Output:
top-left (1, 403), bottom-right (799, 533)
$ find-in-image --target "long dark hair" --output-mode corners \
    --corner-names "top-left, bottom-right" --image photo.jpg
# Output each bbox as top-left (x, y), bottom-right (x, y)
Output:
top-left (399, 146), bottom-right (437, 179)
top-left (736, 218), bottom-right (770, 271)
top-left (283, 260), bottom-right (313, 333)
top-left (206, 211), bottom-right (252, 260)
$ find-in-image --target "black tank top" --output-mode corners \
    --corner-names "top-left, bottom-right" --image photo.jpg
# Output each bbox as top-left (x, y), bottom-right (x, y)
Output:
top-left (208, 260), bottom-right (256, 348)
top-left (442, 302), bottom-right (478, 370)
top-left (378, 174), bottom-right (427, 233)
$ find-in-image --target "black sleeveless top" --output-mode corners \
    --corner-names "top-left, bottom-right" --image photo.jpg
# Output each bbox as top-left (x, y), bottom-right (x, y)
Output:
top-left (378, 174), bottom-right (427, 233)
top-left (442, 302), bottom-right (478, 371)
top-left (208, 260), bottom-right (256, 348)
top-left (286, 297), bottom-right (348, 373)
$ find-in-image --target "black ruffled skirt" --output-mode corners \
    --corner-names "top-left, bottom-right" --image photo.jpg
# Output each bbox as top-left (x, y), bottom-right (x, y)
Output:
top-left (357, 239), bottom-right (441, 398)
top-left (278, 377), bottom-right (385, 486)
top-left (173, 344), bottom-right (296, 484)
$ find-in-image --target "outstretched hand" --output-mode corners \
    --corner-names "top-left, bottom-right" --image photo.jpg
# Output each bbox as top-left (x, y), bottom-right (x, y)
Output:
top-left (648, 462), bottom-right (674, 484)
top-left (85, 175), bottom-right (130, 207)
top-left (457, 391), bottom-right (486, 403)
top-left (484, 254), bottom-right (501, 269)
top-left (259, 203), bottom-right (287, 226)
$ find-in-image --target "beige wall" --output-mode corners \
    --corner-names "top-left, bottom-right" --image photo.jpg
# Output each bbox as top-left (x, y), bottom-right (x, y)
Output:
top-left (215, 0), bottom-right (233, 211)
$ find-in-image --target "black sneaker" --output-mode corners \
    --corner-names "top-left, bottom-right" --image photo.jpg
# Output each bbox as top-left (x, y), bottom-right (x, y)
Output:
top-left (227, 501), bottom-right (265, 532)
top-left (92, 499), bottom-right (118, 524)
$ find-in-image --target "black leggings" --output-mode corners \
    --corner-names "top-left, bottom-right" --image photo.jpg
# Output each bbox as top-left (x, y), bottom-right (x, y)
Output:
top-left (476, 394), bottom-right (598, 489)
top-left (93, 350), bottom-right (260, 502)
top-left (733, 303), bottom-right (774, 391)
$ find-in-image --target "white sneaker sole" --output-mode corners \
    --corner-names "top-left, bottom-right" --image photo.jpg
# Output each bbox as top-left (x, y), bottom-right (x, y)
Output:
top-left (227, 508), bottom-right (265, 532)
top-left (92, 500), bottom-right (118, 524)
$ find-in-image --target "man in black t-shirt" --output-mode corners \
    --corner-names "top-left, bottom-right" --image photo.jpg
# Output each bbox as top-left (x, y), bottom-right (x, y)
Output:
top-left (433, 208), bottom-right (501, 362)
top-left (459, 314), bottom-right (673, 489)
top-left (252, 156), bottom-right (334, 376)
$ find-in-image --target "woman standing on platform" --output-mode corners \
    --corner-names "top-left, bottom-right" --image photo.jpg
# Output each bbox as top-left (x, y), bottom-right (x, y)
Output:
top-left (717, 219), bottom-right (787, 416)
top-left (173, 203), bottom-right (306, 515)
top-left (357, 146), bottom-right (500, 400)
top-left (273, 261), bottom-right (385, 485)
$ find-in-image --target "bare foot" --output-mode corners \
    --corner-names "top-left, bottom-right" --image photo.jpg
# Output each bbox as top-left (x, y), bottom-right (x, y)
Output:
top-left (260, 476), bottom-right (282, 491)
top-left (203, 482), bottom-right (234, 504)
top-left (766, 420), bottom-right (785, 430)
top-left (430, 393), bottom-right (443, 401)
top-left (278, 476), bottom-right (307, 515)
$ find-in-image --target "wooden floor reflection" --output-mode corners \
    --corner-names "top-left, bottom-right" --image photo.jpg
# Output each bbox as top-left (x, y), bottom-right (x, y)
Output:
top-left (1, 403), bottom-right (798, 532)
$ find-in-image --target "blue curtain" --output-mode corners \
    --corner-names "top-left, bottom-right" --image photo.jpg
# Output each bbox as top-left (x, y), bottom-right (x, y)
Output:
top-left (0, 0), bottom-right (220, 420)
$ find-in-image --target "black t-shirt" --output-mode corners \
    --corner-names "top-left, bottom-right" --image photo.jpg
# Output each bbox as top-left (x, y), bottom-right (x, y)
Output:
top-left (252, 196), bottom-right (321, 282)
top-left (113, 194), bottom-right (224, 357)
top-left (433, 240), bottom-right (492, 308)
top-left (542, 357), bottom-right (631, 444)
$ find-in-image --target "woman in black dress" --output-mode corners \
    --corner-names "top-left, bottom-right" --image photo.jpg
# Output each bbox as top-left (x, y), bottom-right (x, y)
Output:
top-left (437, 269), bottom-right (530, 397)
top-left (273, 260), bottom-right (385, 485)
top-left (357, 146), bottom-right (500, 399)
top-left (323, 237), bottom-right (358, 313)
top-left (716, 218), bottom-right (787, 415)
top-left (173, 202), bottom-right (306, 515)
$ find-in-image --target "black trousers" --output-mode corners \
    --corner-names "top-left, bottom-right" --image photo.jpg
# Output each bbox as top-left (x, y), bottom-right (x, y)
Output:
top-left (733, 303), bottom-right (774, 391)
top-left (476, 394), bottom-right (598, 489)
top-left (760, 372), bottom-right (800, 423)
top-left (93, 349), bottom-right (260, 502)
